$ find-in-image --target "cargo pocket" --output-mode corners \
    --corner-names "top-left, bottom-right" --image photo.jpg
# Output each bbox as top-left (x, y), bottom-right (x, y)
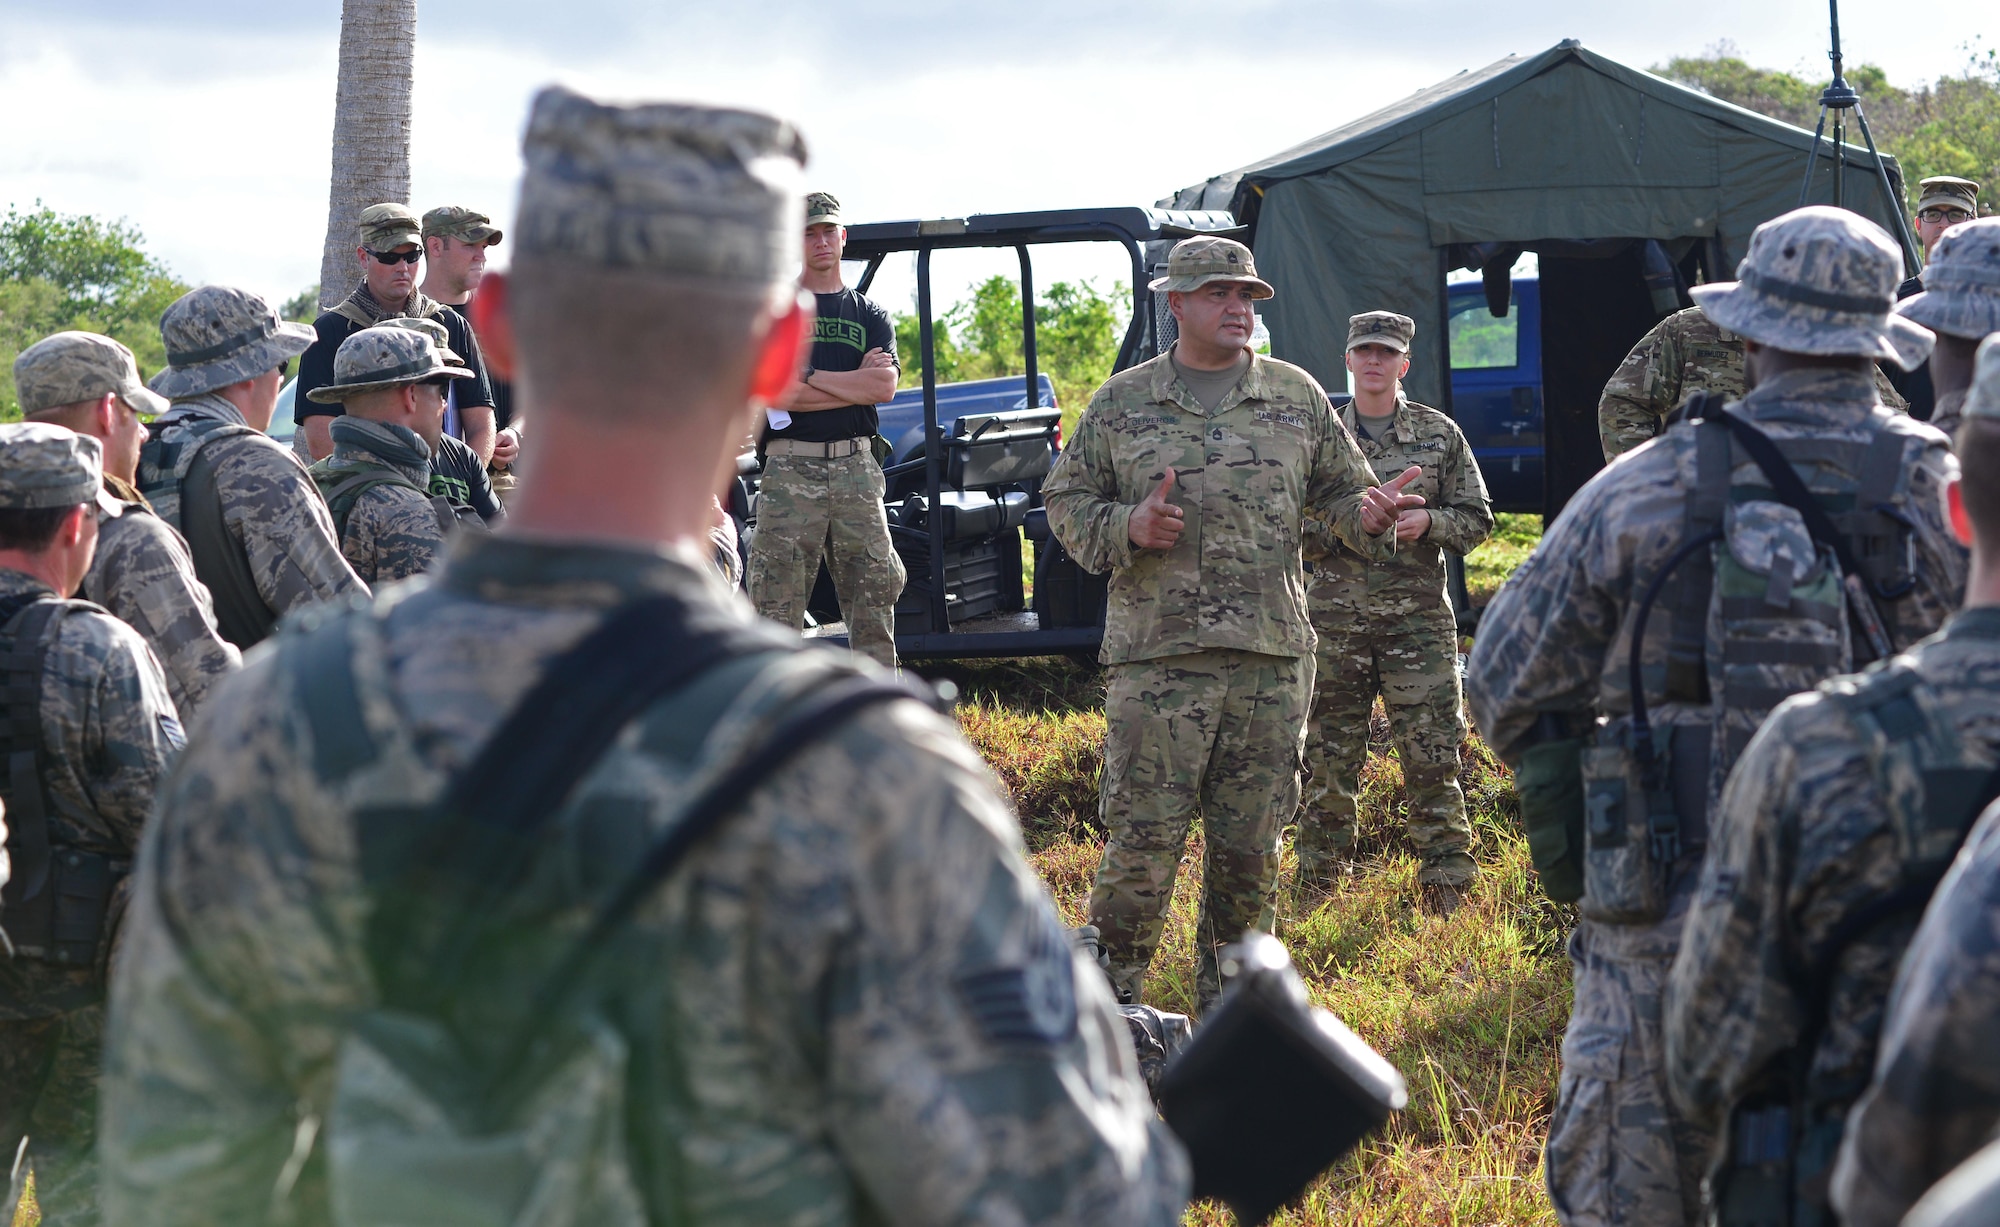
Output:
top-left (1546, 1022), bottom-right (1625, 1227)
top-left (1580, 742), bottom-right (1665, 925)
top-left (1516, 738), bottom-right (1585, 903)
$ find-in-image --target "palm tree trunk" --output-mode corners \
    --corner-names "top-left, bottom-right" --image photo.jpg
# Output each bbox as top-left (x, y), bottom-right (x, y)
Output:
top-left (318, 0), bottom-right (416, 309)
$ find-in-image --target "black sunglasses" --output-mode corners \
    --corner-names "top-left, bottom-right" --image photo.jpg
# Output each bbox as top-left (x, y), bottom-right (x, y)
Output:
top-left (368, 248), bottom-right (422, 265)
top-left (275, 358), bottom-right (290, 380)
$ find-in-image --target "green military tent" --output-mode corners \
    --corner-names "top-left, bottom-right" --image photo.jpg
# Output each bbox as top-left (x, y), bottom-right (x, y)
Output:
top-left (1165, 38), bottom-right (1915, 516)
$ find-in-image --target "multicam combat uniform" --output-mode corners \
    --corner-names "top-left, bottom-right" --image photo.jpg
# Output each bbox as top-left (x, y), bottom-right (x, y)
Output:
top-left (1045, 331), bottom-right (1388, 1007)
top-left (1597, 306), bottom-right (1908, 460)
top-left (308, 418), bottom-right (450, 585)
top-left (1469, 208), bottom-right (1958, 1227)
top-left (1302, 390), bottom-right (1492, 888)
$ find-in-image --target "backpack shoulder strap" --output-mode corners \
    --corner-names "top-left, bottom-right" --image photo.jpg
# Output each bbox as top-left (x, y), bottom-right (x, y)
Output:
top-left (183, 438), bottom-right (278, 650)
top-left (315, 467), bottom-right (427, 546)
top-left (1662, 392), bottom-right (1731, 702)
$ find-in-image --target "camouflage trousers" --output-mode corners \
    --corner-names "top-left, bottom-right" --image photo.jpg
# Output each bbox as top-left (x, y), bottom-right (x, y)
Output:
top-left (1547, 883), bottom-right (1712, 1227)
top-left (1300, 606), bottom-right (1477, 885)
top-left (748, 450), bottom-right (905, 669)
top-left (0, 1005), bottom-right (104, 1227)
top-left (1089, 649), bottom-right (1312, 1010)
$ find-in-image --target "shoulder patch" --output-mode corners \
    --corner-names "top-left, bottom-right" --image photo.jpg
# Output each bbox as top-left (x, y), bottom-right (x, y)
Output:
top-left (954, 924), bottom-right (1079, 1048)
top-left (158, 711), bottom-right (186, 751)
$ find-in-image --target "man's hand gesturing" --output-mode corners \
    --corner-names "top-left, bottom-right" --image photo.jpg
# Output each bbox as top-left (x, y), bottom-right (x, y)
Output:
top-left (1361, 466), bottom-right (1426, 536)
top-left (1128, 470), bottom-right (1184, 550)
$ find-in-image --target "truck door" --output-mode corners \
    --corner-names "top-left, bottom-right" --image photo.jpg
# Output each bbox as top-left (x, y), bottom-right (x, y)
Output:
top-left (1446, 277), bottom-right (1542, 515)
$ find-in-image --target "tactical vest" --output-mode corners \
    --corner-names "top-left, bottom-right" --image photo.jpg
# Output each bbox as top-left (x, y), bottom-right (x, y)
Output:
top-left (1581, 393), bottom-right (1925, 925)
top-left (1715, 659), bottom-right (2000, 1227)
top-left (0, 590), bottom-right (129, 987)
top-left (137, 416), bottom-right (275, 649)
top-left (310, 460), bottom-right (471, 551)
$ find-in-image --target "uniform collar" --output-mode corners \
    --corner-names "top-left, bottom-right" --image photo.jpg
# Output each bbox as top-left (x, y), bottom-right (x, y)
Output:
top-left (1737, 367), bottom-right (1880, 426)
top-left (329, 417), bottom-right (432, 485)
top-left (0, 569), bottom-right (57, 602)
top-left (161, 391), bottom-right (248, 428)
top-left (1341, 391), bottom-right (1412, 442)
top-left (1150, 344), bottom-right (1267, 416)
top-left (1945, 605), bottom-right (2000, 641)
top-left (437, 531), bottom-right (738, 611)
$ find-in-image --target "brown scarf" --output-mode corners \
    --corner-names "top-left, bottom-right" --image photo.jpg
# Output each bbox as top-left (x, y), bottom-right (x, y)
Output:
top-left (331, 284), bottom-right (446, 331)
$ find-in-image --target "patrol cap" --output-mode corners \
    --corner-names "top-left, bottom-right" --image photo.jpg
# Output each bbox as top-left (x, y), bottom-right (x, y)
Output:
top-left (1897, 217), bottom-right (2000, 340)
top-left (1917, 176), bottom-right (1981, 215)
top-left (804, 191), bottom-right (841, 227)
top-left (422, 205), bottom-right (503, 246)
top-left (0, 423), bottom-right (123, 517)
top-left (359, 202), bottom-right (423, 251)
top-left (514, 85), bottom-right (807, 285)
top-left (306, 324), bottom-right (474, 403)
top-left (1148, 236), bottom-right (1274, 299)
top-left (1962, 333), bottom-right (2000, 424)
top-left (14, 331), bottom-right (169, 417)
top-left (1347, 311), bottom-right (1415, 353)
top-left (377, 316), bottom-right (465, 366)
top-left (1689, 206), bottom-right (1933, 370)
top-left (150, 285), bottom-right (319, 400)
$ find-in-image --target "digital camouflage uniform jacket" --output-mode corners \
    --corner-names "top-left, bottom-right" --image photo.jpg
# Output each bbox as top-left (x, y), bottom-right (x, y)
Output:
top-left (308, 417), bottom-right (449, 586)
top-left (1830, 788), bottom-right (2000, 1227)
top-left (1597, 308), bottom-right (1909, 459)
top-left (1044, 348), bottom-right (1390, 665)
top-left (1313, 395), bottom-right (1493, 618)
top-left (78, 475), bottom-right (240, 716)
top-left (1666, 608), bottom-right (2000, 1138)
top-left (101, 534), bottom-right (1190, 1227)
top-left (0, 568), bottom-right (181, 1019)
top-left (141, 391), bottom-right (366, 616)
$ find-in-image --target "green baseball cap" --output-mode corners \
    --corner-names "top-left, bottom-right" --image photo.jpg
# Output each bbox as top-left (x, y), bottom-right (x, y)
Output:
top-left (804, 192), bottom-right (841, 226)
top-left (1347, 311), bottom-right (1415, 353)
top-left (359, 202), bottom-right (423, 251)
top-left (422, 205), bottom-right (503, 246)
top-left (1917, 177), bottom-right (1981, 215)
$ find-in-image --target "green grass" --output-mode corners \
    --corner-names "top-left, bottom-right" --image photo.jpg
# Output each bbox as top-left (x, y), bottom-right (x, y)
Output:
top-left (1465, 513), bottom-right (1542, 607)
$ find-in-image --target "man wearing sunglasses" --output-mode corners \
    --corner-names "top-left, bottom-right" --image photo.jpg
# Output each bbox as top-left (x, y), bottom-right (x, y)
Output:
top-left (1887, 176), bottom-right (1983, 421)
top-left (294, 203), bottom-right (495, 463)
top-left (14, 331), bottom-right (241, 715)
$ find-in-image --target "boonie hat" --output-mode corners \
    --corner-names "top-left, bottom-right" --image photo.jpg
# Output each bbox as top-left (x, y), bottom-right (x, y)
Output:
top-left (1917, 176), bottom-right (1981, 216)
top-left (0, 422), bottom-right (124, 517)
top-left (1149, 236), bottom-right (1274, 299)
top-left (150, 285), bottom-right (318, 400)
top-left (514, 86), bottom-right (806, 285)
top-left (1962, 334), bottom-right (2000, 424)
top-left (1689, 205), bottom-right (1934, 370)
top-left (377, 316), bottom-right (466, 365)
top-left (1347, 311), bottom-right (1416, 353)
top-left (804, 192), bottom-right (841, 227)
top-left (422, 205), bottom-right (503, 246)
top-left (1897, 217), bottom-right (2000, 341)
top-left (307, 325), bottom-right (474, 403)
top-left (15, 331), bottom-right (169, 417)
top-left (359, 202), bottom-right (423, 251)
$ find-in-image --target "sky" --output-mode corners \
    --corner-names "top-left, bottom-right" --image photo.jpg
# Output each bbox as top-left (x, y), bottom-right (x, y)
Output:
top-left (2, 0), bottom-right (1996, 317)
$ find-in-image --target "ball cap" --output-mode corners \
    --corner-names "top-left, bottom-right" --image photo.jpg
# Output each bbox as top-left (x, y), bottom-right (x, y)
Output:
top-left (804, 191), bottom-right (841, 226)
top-left (359, 202), bottom-right (423, 251)
top-left (306, 324), bottom-right (475, 403)
top-left (1689, 205), bottom-right (1934, 370)
top-left (14, 331), bottom-right (168, 417)
top-left (1148, 236), bottom-right (1274, 299)
top-left (0, 422), bottom-right (123, 517)
top-left (422, 205), bottom-right (503, 246)
top-left (1897, 216), bottom-right (2000, 340)
top-left (1347, 311), bottom-right (1416, 353)
top-left (1917, 176), bottom-right (1981, 215)
top-left (150, 285), bottom-right (318, 400)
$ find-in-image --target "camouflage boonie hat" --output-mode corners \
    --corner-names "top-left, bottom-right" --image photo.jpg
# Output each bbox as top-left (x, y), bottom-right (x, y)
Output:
top-left (422, 205), bottom-right (503, 246)
top-left (377, 316), bottom-right (465, 365)
top-left (15, 331), bottom-right (169, 417)
top-left (1917, 176), bottom-right (1981, 216)
top-left (359, 202), bottom-right (423, 251)
top-left (1898, 217), bottom-right (2000, 340)
top-left (0, 422), bottom-right (123, 517)
top-left (1347, 311), bottom-right (1416, 353)
top-left (804, 192), bottom-right (841, 227)
top-left (306, 325), bottom-right (475, 403)
top-left (1963, 334), bottom-right (2000, 424)
top-left (1147, 236), bottom-right (1274, 299)
top-left (514, 85), bottom-right (807, 284)
top-left (150, 285), bottom-right (318, 400)
top-left (1689, 206), bottom-right (1933, 370)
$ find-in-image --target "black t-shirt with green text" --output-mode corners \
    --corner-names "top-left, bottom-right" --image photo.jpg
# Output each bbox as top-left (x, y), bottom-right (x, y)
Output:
top-left (764, 287), bottom-right (897, 444)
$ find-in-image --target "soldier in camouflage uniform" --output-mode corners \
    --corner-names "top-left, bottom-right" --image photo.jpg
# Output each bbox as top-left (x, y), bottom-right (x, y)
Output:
top-left (1598, 305), bottom-right (1909, 459)
top-left (1045, 235), bottom-right (1413, 1009)
top-left (304, 325), bottom-right (474, 584)
top-left (0, 425), bottom-right (182, 1227)
top-left (1468, 207), bottom-right (1961, 1227)
top-left (1828, 338), bottom-right (2000, 1227)
top-left (100, 87), bottom-right (1189, 1226)
top-left (139, 285), bottom-right (366, 649)
top-left (1893, 217), bottom-right (2000, 442)
top-left (14, 331), bottom-right (241, 714)
top-left (1300, 310), bottom-right (1493, 910)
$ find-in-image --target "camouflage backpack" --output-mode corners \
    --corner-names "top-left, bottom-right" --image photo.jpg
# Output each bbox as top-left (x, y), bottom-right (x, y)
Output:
top-left (136, 415), bottom-right (274, 648)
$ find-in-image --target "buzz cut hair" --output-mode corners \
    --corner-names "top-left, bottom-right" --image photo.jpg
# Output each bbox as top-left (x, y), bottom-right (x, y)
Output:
top-left (1957, 416), bottom-right (2000, 561)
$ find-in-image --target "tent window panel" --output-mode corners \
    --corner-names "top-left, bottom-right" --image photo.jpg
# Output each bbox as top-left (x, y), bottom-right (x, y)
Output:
top-left (1450, 295), bottom-right (1519, 369)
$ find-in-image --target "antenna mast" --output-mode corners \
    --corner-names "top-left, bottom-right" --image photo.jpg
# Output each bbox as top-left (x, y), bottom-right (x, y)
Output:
top-left (1797, 0), bottom-right (1923, 270)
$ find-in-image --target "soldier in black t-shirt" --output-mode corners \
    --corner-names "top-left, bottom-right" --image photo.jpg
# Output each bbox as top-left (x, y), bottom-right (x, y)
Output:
top-left (745, 191), bottom-right (906, 668)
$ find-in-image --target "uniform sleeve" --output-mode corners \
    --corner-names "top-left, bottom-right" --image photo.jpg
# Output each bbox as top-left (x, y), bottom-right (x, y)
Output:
top-left (294, 316), bottom-right (346, 420)
top-left (1044, 396), bottom-right (1137, 574)
top-left (1598, 319), bottom-right (1675, 460)
top-left (61, 618), bottom-right (182, 850)
top-left (814, 707), bottom-right (1190, 1225)
top-left (215, 436), bottom-right (370, 614)
top-left (1304, 388), bottom-right (1394, 561)
top-left (1831, 808), bottom-right (2000, 1227)
top-left (443, 308), bottom-right (496, 410)
top-left (90, 514), bottom-right (242, 716)
top-left (1871, 365), bottom-right (1909, 412)
top-left (1423, 421), bottom-right (1495, 557)
top-left (864, 297), bottom-right (899, 369)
